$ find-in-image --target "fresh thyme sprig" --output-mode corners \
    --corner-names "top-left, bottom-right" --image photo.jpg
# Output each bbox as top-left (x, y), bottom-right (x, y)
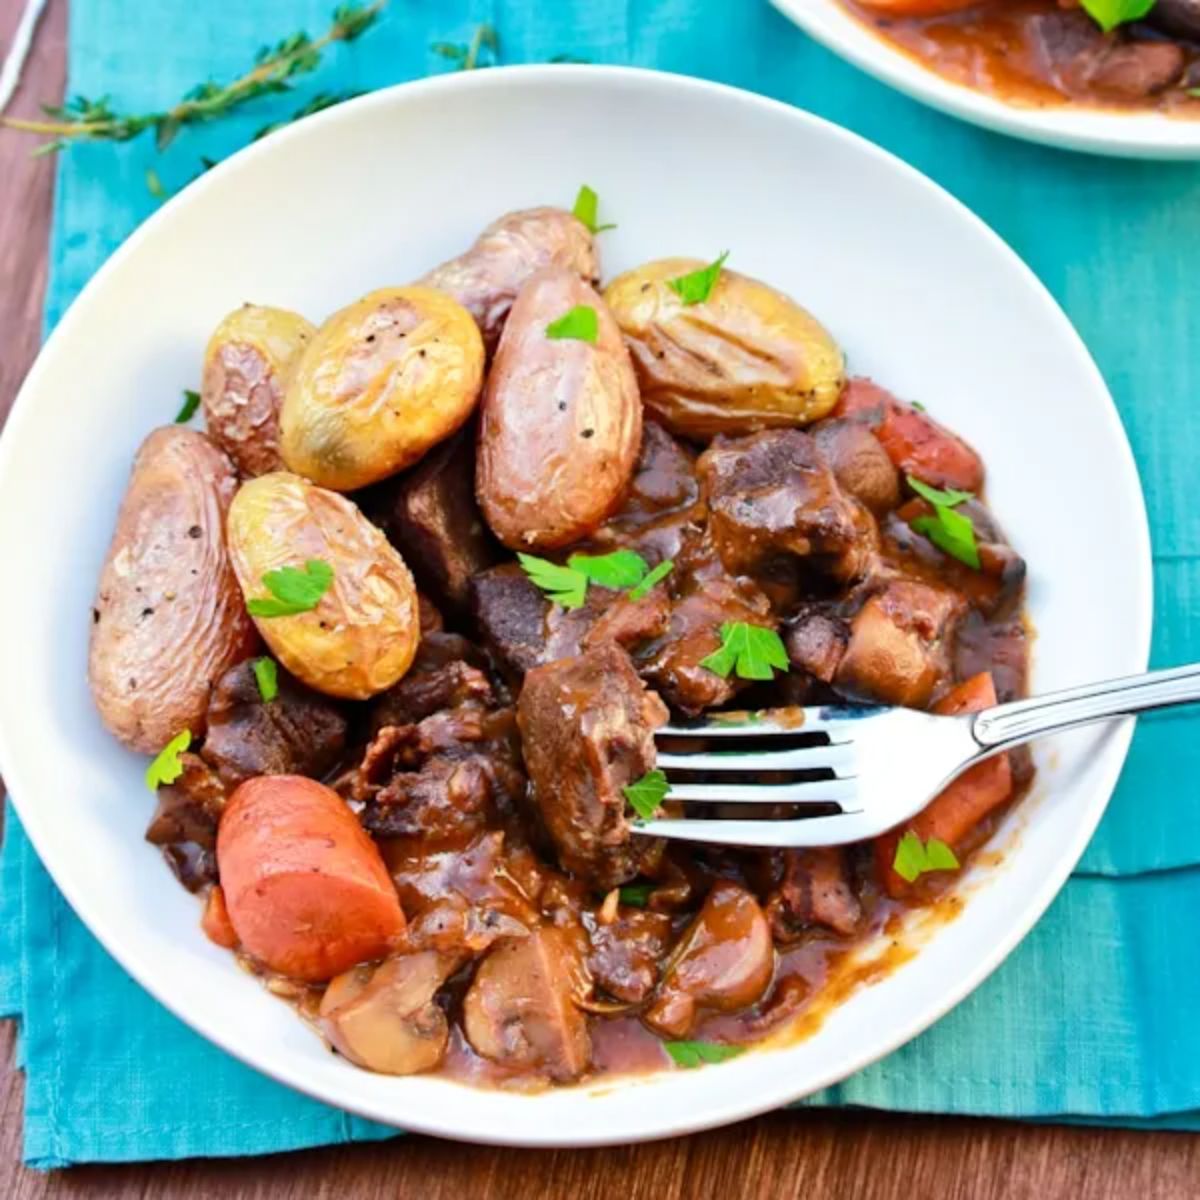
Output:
top-left (1, 2), bottom-right (386, 156)
top-left (431, 23), bottom-right (500, 71)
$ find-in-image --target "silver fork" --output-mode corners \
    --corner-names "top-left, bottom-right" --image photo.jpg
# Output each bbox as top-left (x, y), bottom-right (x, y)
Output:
top-left (636, 663), bottom-right (1200, 847)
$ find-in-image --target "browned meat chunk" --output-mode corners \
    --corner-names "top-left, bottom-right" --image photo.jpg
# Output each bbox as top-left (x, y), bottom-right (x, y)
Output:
top-left (462, 926), bottom-right (592, 1081)
top-left (1148, 0), bottom-right (1200, 40)
top-left (785, 607), bottom-right (850, 684)
top-left (765, 847), bottom-right (861, 940)
top-left (144, 752), bottom-right (227, 891)
top-left (835, 580), bottom-right (965, 707)
top-left (584, 908), bottom-right (673, 1004)
top-left (699, 429), bottom-right (863, 583)
top-left (471, 562), bottom-right (670, 683)
top-left (199, 660), bottom-right (347, 789)
top-left (369, 632), bottom-right (495, 733)
top-left (375, 432), bottom-right (500, 617)
top-left (813, 419), bottom-right (900, 515)
top-left (517, 643), bottom-right (668, 888)
top-left (643, 881), bottom-right (774, 1039)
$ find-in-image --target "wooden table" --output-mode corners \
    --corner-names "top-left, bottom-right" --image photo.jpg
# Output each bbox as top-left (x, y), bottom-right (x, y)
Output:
top-left (2, 2), bottom-right (1198, 1195)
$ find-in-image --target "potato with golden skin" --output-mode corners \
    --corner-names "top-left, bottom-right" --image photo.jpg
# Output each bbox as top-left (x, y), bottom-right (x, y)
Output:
top-left (420, 207), bottom-right (599, 352)
top-left (88, 427), bottom-right (258, 754)
top-left (603, 258), bottom-right (845, 440)
top-left (201, 304), bottom-right (315, 477)
top-left (280, 286), bottom-right (484, 491)
top-left (228, 472), bottom-right (419, 699)
top-left (476, 266), bottom-right (642, 551)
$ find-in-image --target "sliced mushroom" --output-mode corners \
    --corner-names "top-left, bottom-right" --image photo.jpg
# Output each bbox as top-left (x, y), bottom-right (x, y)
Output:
top-left (643, 881), bottom-right (775, 1039)
top-left (319, 951), bottom-right (458, 1076)
top-left (462, 926), bottom-right (592, 1082)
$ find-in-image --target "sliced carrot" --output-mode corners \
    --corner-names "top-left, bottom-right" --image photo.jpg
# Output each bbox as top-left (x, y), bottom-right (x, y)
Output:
top-left (200, 885), bottom-right (238, 950)
top-left (854, 0), bottom-right (982, 15)
top-left (876, 672), bottom-right (1012, 898)
top-left (217, 775), bottom-right (406, 981)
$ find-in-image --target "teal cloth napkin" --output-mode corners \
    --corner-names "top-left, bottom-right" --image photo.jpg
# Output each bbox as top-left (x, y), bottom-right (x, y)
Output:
top-left (2, 0), bottom-right (1200, 1169)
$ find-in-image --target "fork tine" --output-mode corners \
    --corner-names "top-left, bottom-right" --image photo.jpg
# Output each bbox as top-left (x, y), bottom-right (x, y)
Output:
top-left (657, 703), bottom-right (875, 741)
top-left (655, 742), bottom-right (857, 774)
top-left (660, 778), bottom-right (859, 805)
top-left (633, 813), bottom-right (876, 848)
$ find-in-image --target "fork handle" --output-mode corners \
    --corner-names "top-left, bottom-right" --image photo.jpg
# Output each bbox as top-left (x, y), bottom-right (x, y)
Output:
top-left (972, 662), bottom-right (1200, 752)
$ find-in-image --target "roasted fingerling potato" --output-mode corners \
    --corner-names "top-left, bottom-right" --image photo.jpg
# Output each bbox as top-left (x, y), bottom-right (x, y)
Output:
top-left (476, 266), bottom-right (642, 551)
top-left (420, 206), bottom-right (599, 351)
top-left (280, 286), bottom-right (484, 491)
top-left (201, 304), bottom-right (315, 477)
top-left (228, 472), bottom-right (420, 699)
top-left (604, 258), bottom-right (845, 439)
top-left (88, 427), bottom-right (259, 754)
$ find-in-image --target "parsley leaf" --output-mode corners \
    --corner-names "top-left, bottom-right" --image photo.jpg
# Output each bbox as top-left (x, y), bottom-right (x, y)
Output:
top-left (664, 1040), bottom-right (746, 1069)
top-left (545, 305), bottom-right (599, 343)
top-left (517, 553), bottom-right (588, 610)
top-left (144, 730), bottom-right (192, 793)
top-left (906, 475), bottom-right (981, 570)
top-left (568, 549), bottom-right (649, 589)
top-left (629, 558), bottom-right (673, 601)
top-left (623, 769), bottom-right (670, 820)
top-left (892, 831), bottom-right (961, 884)
top-left (572, 184), bottom-right (616, 234)
top-left (668, 252), bottom-right (729, 306)
top-left (175, 389), bottom-right (201, 424)
top-left (252, 656), bottom-right (278, 703)
top-left (699, 622), bottom-right (789, 681)
top-left (1080, 0), bottom-right (1155, 32)
top-left (619, 883), bottom-right (654, 907)
top-left (246, 559), bottom-right (333, 618)
top-left (910, 399), bottom-right (926, 413)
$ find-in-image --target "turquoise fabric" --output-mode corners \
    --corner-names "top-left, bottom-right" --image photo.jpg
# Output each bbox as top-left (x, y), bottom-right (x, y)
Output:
top-left (2, 0), bottom-right (1199, 1169)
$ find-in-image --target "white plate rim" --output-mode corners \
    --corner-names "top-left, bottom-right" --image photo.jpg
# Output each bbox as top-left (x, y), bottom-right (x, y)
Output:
top-left (0, 64), bottom-right (1154, 1145)
top-left (771, 0), bottom-right (1200, 160)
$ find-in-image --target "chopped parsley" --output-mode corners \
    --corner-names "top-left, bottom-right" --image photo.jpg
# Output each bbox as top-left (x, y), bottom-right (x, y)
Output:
top-left (252, 656), bottom-right (279, 703)
top-left (667, 252), bottom-right (729, 306)
top-left (664, 1040), bottom-right (746, 1069)
top-left (623, 769), bottom-right (670, 821)
top-left (906, 475), bottom-right (981, 570)
top-left (571, 184), bottom-right (616, 234)
top-left (1080, 0), bottom-right (1155, 32)
top-left (699, 622), bottom-right (789, 681)
top-left (519, 550), bottom-right (670, 609)
top-left (175, 389), bottom-right (201, 424)
top-left (545, 304), bottom-right (599, 343)
top-left (246, 559), bottom-right (333, 618)
top-left (618, 883), bottom-right (654, 907)
top-left (144, 730), bottom-right (191, 792)
top-left (892, 831), bottom-right (961, 884)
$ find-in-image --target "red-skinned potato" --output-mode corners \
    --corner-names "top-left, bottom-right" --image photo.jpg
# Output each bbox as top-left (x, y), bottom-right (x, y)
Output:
top-left (201, 304), bottom-right (315, 477)
top-left (476, 266), bottom-right (642, 551)
top-left (217, 775), bottom-right (405, 981)
top-left (88, 427), bottom-right (258, 754)
top-left (420, 207), bottom-right (599, 351)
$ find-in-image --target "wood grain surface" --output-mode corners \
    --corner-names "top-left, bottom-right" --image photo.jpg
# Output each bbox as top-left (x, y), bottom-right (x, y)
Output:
top-left (1, 1), bottom-right (1197, 1194)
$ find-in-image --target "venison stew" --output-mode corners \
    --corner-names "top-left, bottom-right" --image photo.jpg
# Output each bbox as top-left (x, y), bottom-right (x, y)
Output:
top-left (846, 0), bottom-right (1200, 114)
top-left (88, 194), bottom-right (1032, 1089)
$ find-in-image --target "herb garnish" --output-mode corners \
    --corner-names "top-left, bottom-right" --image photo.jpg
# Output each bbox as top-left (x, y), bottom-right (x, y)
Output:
top-left (431, 22), bottom-right (499, 71)
top-left (1079, 0), bottom-right (1155, 33)
top-left (668, 252), bottom-right (729, 306)
top-left (664, 1041), bottom-right (746, 1069)
top-left (699, 622), bottom-right (789, 682)
top-left (518, 550), bottom-right (671, 610)
top-left (545, 305), bottom-right (599, 343)
top-left (1, 3), bottom-right (386, 156)
top-left (145, 730), bottom-right (192, 792)
top-left (618, 883), bottom-right (654, 907)
top-left (906, 475), bottom-right (980, 570)
top-left (175, 389), bottom-right (201, 424)
top-left (246, 559), bottom-right (334, 618)
top-left (623, 769), bottom-right (670, 821)
top-left (252, 656), bottom-right (279, 703)
top-left (572, 184), bottom-right (616, 234)
top-left (892, 831), bottom-right (960, 884)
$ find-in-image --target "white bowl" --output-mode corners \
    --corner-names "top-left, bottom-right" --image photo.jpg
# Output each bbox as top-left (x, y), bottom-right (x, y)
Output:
top-left (772, 0), bottom-right (1200, 159)
top-left (0, 66), bottom-right (1151, 1145)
